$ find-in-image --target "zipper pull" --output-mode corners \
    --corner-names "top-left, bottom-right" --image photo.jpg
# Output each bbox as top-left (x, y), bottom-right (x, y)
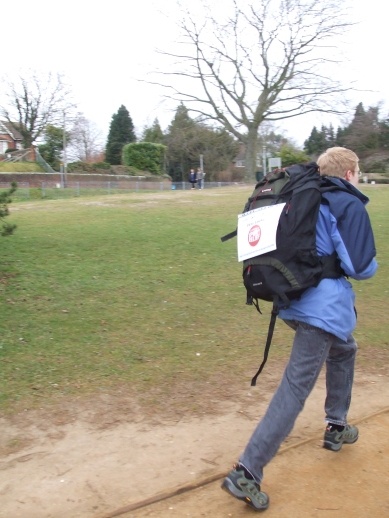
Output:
top-left (285, 203), bottom-right (290, 215)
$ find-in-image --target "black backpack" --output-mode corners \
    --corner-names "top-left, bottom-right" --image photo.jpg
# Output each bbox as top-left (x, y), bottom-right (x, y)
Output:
top-left (222, 162), bottom-right (343, 386)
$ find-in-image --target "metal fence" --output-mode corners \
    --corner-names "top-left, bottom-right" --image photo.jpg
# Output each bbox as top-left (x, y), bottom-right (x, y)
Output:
top-left (0, 180), bottom-right (240, 201)
top-left (35, 149), bottom-right (56, 173)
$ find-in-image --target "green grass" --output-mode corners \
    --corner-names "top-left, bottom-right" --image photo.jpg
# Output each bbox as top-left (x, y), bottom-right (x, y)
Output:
top-left (0, 186), bottom-right (388, 413)
top-left (3, 187), bottom-right (161, 202)
top-left (0, 162), bottom-right (45, 172)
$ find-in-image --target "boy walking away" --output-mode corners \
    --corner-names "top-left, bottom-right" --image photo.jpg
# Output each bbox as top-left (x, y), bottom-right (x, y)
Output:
top-left (222, 147), bottom-right (378, 511)
top-left (189, 168), bottom-right (196, 189)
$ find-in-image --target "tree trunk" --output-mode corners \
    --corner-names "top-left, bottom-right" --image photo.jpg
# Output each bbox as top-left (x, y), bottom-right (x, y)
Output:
top-left (244, 128), bottom-right (258, 182)
top-left (22, 134), bottom-right (33, 149)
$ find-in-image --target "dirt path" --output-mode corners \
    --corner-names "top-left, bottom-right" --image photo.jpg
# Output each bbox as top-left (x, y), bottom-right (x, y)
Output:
top-left (126, 412), bottom-right (389, 518)
top-left (0, 366), bottom-right (388, 518)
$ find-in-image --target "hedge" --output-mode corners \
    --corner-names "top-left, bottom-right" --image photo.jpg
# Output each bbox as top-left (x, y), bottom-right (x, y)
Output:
top-left (122, 142), bottom-right (167, 175)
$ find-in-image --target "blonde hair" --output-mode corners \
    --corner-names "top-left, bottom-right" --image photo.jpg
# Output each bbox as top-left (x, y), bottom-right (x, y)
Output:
top-left (317, 147), bottom-right (359, 178)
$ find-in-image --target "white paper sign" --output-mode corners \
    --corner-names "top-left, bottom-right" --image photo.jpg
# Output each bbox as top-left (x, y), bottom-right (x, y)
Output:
top-left (237, 204), bottom-right (286, 262)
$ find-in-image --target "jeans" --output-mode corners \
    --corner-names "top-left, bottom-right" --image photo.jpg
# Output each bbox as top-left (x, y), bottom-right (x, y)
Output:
top-left (239, 321), bottom-right (357, 483)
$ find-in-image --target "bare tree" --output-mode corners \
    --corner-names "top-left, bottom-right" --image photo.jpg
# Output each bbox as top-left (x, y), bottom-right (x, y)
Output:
top-left (151, 0), bottom-right (352, 179)
top-left (0, 70), bottom-right (74, 148)
top-left (68, 114), bottom-right (104, 162)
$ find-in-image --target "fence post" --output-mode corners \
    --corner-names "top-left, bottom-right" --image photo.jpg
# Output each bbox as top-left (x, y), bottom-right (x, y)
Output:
top-left (107, 181), bottom-right (110, 195)
top-left (26, 182), bottom-right (29, 199)
top-left (42, 182), bottom-right (45, 198)
top-left (182, 181), bottom-right (185, 190)
top-left (136, 181), bottom-right (139, 193)
top-left (76, 182), bottom-right (79, 196)
top-left (218, 182), bottom-right (221, 187)
top-left (160, 182), bottom-right (163, 191)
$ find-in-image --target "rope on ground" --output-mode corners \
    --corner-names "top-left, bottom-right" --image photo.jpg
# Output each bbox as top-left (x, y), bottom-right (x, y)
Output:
top-left (95, 405), bottom-right (389, 518)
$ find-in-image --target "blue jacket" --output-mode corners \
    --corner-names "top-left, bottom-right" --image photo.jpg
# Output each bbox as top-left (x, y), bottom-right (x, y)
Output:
top-left (278, 178), bottom-right (378, 341)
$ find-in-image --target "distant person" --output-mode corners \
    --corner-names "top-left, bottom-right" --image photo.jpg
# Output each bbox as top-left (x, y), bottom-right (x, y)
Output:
top-left (189, 168), bottom-right (196, 189)
top-left (197, 167), bottom-right (204, 189)
top-left (221, 147), bottom-right (378, 511)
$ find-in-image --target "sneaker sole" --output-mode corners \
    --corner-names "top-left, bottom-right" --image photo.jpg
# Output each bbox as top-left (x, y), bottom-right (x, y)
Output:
top-left (323, 434), bottom-right (359, 452)
top-left (221, 478), bottom-right (269, 511)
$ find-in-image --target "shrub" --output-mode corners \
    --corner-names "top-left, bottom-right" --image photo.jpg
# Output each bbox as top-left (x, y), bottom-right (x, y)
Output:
top-left (4, 148), bottom-right (17, 154)
top-left (122, 142), bottom-right (167, 175)
top-left (276, 145), bottom-right (310, 167)
top-left (93, 161), bottom-right (111, 170)
top-left (67, 161), bottom-right (95, 173)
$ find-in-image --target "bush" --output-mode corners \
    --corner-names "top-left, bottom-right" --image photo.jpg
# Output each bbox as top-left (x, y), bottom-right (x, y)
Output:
top-left (66, 161), bottom-right (142, 176)
top-left (67, 161), bottom-right (95, 173)
top-left (122, 142), bottom-right (167, 175)
top-left (4, 148), bottom-right (17, 154)
top-left (276, 145), bottom-right (310, 167)
top-left (93, 161), bottom-right (111, 170)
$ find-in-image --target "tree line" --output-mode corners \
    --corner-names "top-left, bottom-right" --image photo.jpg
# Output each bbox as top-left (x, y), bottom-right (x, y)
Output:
top-left (304, 103), bottom-right (389, 173)
top-left (2, 70), bottom-right (388, 178)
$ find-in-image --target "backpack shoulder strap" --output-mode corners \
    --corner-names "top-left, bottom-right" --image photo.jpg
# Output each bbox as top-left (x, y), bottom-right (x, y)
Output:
top-left (221, 229), bottom-right (237, 242)
top-left (251, 296), bottom-right (279, 387)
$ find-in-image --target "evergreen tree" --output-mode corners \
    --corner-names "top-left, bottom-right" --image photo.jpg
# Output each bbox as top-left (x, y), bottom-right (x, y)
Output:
top-left (340, 103), bottom-right (380, 158)
top-left (305, 124), bottom-right (338, 157)
top-left (336, 126), bottom-right (347, 147)
top-left (105, 105), bottom-right (136, 165)
top-left (304, 126), bottom-right (327, 156)
top-left (0, 182), bottom-right (17, 237)
top-left (164, 104), bottom-right (196, 181)
top-left (38, 125), bottom-right (70, 170)
top-left (326, 123), bottom-right (336, 146)
top-left (305, 102), bottom-right (389, 172)
top-left (379, 115), bottom-right (389, 150)
top-left (142, 118), bottom-right (165, 144)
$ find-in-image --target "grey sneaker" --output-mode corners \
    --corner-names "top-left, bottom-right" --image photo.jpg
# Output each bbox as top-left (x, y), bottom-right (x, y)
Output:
top-left (221, 463), bottom-right (269, 511)
top-left (323, 424), bottom-right (359, 452)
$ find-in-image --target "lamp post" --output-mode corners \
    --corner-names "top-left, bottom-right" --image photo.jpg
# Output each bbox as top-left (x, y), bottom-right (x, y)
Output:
top-left (200, 154), bottom-right (204, 189)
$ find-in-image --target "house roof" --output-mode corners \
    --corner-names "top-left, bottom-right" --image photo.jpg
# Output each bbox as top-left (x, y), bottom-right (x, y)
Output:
top-left (0, 121), bottom-right (23, 141)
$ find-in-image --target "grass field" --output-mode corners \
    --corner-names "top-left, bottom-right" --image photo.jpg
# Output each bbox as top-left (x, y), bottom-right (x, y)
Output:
top-left (3, 187), bottom-right (162, 202)
top-left (0, 186), bottom-right (388, 414)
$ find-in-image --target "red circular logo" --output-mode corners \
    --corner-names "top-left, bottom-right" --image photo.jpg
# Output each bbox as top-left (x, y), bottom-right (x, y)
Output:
top-left (248, 225), bottom-right (261, 247)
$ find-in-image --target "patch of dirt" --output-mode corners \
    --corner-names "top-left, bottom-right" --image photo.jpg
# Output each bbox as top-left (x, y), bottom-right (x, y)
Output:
top-left (0, 272), bottom-right (17, 285)
top-left (130, 412), bottom-right (389, 518)
top-left (10, 186), bottom-right (251, 213)
top-left (0, 359), bottom-right (388, 518)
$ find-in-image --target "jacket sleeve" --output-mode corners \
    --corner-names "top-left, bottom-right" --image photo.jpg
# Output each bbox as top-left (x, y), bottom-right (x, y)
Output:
top-left (328, 195), bottom-right (377, 280)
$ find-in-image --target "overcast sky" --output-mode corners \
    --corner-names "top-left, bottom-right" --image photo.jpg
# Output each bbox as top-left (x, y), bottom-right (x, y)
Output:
top-left (2, 0), bottom-right (388, 146)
